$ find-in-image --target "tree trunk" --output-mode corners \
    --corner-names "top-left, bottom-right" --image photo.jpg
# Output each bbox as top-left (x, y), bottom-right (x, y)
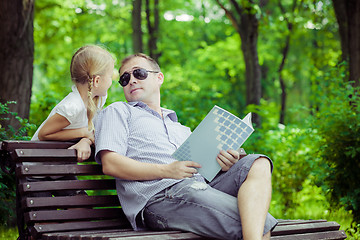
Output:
top-left (332, 0), bottom-right (360, 88)
top-left (145, 0), bottom-right (160, 62)
top-left (0, 0), bottom-right (34, 130)
top-left (132, 0), bottom-right (143, 53)
top-left (215, 0), bottom-right (263, 126)
top-left (277, 0), bottom-right (297, 124)
top-left (239, 16), bottom-right (262, 126)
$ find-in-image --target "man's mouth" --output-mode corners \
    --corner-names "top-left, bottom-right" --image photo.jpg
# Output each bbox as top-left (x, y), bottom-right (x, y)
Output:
top-left (130, 88), bottom-right (141, 94)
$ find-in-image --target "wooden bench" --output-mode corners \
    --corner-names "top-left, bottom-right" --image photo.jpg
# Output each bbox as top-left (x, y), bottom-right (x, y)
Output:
top-left (0, 140), bottom-right (347, 240)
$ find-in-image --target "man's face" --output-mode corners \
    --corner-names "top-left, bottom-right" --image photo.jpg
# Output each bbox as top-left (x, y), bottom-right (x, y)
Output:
top-left (120, 57), bottom-right (163, 103)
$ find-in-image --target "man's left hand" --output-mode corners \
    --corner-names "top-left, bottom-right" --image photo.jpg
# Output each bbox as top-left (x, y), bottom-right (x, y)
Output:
top-left (216, 149), bottom-right (240, 172)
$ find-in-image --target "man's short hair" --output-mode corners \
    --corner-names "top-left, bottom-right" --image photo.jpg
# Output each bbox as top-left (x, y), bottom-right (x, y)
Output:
top-left (119, 53), bottom-right (160, 73)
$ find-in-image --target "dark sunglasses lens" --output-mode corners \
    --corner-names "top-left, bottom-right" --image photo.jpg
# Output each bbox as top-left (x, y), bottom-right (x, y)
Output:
top-left (119, 73), bottom-right (130, 87)
top-left (133, 68), bottom-right (148, 80)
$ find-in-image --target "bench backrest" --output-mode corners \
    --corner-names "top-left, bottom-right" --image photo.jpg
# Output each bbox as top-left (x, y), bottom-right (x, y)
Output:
top-left (0, 140), bottom-right (130, 240)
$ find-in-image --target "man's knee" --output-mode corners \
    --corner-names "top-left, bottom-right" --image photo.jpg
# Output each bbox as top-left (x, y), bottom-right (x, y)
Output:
top-left (248, 157), bottom-right (272, 179)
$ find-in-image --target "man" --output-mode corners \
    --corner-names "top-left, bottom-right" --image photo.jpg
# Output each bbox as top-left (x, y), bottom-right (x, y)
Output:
top-left (95, 53), bottom-right (277, 240)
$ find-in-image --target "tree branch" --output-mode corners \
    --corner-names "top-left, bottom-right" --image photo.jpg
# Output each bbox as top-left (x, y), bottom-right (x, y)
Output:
top-left (215, 0), bottom-right (240, 32)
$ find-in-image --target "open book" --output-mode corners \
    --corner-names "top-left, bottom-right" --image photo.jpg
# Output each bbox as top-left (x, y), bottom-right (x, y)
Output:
top-left (172, 105), bottom-right (254, 181)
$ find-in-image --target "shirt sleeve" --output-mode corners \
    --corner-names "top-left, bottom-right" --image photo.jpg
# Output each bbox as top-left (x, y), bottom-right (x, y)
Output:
top-left (55, 100), bottom-right (83, 125)
top-left (94, 102), bottom-right (130, 164)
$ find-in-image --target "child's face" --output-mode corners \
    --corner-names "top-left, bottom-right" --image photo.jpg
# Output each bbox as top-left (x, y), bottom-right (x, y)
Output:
top-left (95, 63), bottom-right (114, 97)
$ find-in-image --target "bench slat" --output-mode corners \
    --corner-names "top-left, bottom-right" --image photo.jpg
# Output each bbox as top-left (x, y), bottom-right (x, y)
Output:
top-left (1, 140), bottom-right (75, 151)
top-left (31, 219), bottom-right (131, 235)
top-left (41, 230), bottom-right (202, 240)
top-left (19, 179), bottom-right (116, 193)
top-left (276, 219), bottom-right (327, 225)
top-left (25, 208), bottom-right (125, 222)
top-left (40, 228), bottom-right (347, 240)
top-left (23, 195), bottom-right (119, 208)
top-left (106, 232), bottom-right (204, 240)
top-left (42, 229), bottom-right (135, 240)
top-left (16, 163), bottom-right (103, 176)
top-left (272, 221), bottom-right (341, 236)
top-left (13, 149), bottom-right (77, 162)
top-left (270, 230), bottom-right (347, 240)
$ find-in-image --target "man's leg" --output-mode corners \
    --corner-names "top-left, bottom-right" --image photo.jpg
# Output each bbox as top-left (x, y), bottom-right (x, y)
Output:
top-left (143, 178), bottom-right (244, 239)
top-left (209, 154), bottom-right (277, 239)
top-left (237, 157), bottom-right (272, 240)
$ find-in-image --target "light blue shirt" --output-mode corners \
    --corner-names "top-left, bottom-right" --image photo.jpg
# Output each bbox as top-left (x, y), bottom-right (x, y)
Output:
top-left (94, 101), bottom-right (203, 230)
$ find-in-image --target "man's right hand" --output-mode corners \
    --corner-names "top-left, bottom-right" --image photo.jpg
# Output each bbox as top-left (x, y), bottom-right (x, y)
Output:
top-left (166, 161), bottom-right (201, 179)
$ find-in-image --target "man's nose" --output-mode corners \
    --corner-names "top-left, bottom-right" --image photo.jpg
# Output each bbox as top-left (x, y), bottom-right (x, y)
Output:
top-left (129, 73), bottom-right (138, 85)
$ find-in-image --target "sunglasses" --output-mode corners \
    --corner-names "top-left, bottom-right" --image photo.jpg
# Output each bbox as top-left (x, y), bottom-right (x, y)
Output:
top-left (119, 68), bottom-right (159, 87)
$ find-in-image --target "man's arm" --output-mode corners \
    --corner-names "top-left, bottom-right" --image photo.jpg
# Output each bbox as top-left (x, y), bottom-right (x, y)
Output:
top-left (100, 150), bottom-right (201, 180)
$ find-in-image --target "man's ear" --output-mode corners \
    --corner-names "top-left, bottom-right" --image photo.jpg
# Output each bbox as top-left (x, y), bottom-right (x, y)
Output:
top-left (157, 72), bottom-right (164, 85)
top-left (93, 75), bottom-right (101, 88)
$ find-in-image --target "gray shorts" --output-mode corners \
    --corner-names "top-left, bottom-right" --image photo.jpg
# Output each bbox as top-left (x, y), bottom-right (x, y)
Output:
top-left (142, 154), bottom-right (278, 239)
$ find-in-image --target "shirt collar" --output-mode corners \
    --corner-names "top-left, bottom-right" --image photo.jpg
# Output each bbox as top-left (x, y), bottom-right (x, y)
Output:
top-left (71, 85), bottom-right (79, 94)
top-left (128, 101), bottom-right (178, 122)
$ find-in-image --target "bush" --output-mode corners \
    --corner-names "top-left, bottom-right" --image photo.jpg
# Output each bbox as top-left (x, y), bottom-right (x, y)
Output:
top-left (312, 65), bottom-right (360, 223)
top-left (244, 99), bottom-right (322, 218)
top-left (0, 101), bottom-right (35, 226)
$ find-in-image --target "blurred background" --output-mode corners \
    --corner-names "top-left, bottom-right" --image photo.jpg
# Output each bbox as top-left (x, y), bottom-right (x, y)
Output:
top-left (0, 0), bottom-right (359, 238)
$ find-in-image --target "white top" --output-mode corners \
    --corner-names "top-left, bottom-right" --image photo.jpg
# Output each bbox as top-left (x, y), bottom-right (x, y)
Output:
top-left (32, 85), bottom-right (106, 140)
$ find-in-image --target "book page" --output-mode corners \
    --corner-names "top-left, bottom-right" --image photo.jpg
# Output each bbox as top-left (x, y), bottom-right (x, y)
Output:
top-left (172, 105), bottom-right (254, 181)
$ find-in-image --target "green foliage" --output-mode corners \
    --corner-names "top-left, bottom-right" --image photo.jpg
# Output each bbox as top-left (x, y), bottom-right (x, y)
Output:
top-left (0, 226), bottom-right (18, 239)
top-left (311, 64), bottom-right (360, 223)
top-left (0, 102), bottom-right (36, 226)
top-left (346, 223), bottom-right (360, 239)
top-left (1, 101), bottom-right (36, 141)
top-left (161, 34), bottom-right (244, 129)
top-left (244, 99), bottom-right (322, 217)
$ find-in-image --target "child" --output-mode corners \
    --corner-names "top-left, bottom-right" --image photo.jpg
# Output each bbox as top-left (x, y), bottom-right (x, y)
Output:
top-left (32, 45), bottom-right (115, 162)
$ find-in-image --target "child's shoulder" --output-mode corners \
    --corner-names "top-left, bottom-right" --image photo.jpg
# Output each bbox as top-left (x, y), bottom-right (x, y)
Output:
top-left (55, 93), bottom-right (85, 117)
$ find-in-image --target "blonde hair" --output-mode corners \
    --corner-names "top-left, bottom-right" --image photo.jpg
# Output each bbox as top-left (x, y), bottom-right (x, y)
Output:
top-left (70, 45), bottom-right (114, 131)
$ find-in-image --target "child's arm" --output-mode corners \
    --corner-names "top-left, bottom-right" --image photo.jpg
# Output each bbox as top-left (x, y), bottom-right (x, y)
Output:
top-left (38, 113), bottom-right (94, 162)
top-left (38, 113), bottom-right (93, 141)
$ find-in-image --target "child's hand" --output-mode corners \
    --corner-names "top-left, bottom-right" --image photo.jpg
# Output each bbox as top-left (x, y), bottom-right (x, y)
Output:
top-left (216, 149), bottom-right (240, 172)
top-left (69, 138), bottom-right (92, 162)
top-left (81, 127), bottom-right (95, 144)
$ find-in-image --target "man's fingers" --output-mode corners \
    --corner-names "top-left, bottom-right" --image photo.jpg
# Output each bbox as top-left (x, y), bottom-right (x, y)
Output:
top-left (227, 149), bottom-right (240, 160)
top-left (219, 151), bottom-right (234, 164)
top-left (183, 161), bottom-right (201, 168)
top-left (216, 156), bottom-right (230, 171)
